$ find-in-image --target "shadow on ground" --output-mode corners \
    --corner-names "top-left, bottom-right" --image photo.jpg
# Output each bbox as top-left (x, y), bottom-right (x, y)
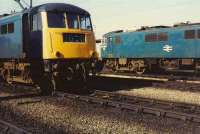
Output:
top-left (0, 77), bottom-right (199, 134)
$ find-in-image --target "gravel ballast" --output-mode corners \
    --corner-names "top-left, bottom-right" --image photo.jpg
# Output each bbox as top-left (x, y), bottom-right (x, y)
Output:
top-left (0, 94), bottom-right (200, 134)
top-left (1, 78), bottom-right (200, 134)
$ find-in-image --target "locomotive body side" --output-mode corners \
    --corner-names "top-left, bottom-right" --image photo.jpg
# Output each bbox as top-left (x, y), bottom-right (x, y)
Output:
top-left (102, 25), bottom-right (200, 59)
top-left (101, 24), bottom-right (200, 74)
top-left (0, 14), bottom-right (23, 59)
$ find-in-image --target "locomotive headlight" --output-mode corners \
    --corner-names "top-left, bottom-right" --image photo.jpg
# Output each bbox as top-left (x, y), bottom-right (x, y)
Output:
top-left (90, 51), bottom-right (98, 58)
top-left (55, 51), bottom-right (63, 58)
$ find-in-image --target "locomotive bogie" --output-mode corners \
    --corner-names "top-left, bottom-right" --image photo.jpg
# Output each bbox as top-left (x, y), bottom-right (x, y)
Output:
top-left (104, 58), bottom-right (146, 74)
top-left (103, 58), bottom-right (200, 75)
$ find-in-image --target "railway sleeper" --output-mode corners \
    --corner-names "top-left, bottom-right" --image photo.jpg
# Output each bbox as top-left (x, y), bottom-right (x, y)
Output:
top-left (55, 91), bottom-right (200, 123)
top-left (0, 119), bottom-right (30, 134)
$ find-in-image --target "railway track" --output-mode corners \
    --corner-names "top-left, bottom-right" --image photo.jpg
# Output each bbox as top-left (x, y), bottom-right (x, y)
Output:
top-left (54, 90), bottom-right (200, 123)
top-left (0, 93), bottom-right (40, 102)
top-left (1, 77), bottom-right (200, 126)
top-left (98, 72), bottom-right (200, 84)
top-left (152, 81), bottom-right (200, 91)
top-left (0, 119), bottom-right (30, 134)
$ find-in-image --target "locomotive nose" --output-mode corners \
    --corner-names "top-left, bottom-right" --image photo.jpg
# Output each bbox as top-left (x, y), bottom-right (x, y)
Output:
top-left (44, 31), bottom-right (96, 59)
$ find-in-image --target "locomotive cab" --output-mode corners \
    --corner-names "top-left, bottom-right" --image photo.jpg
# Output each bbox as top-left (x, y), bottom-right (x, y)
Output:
top-left (23, 3), bottom-right (96, 60)
top-left (25, 3), bottom-right (97, 92)
top-left (44, 10), bottom-right (96, 59)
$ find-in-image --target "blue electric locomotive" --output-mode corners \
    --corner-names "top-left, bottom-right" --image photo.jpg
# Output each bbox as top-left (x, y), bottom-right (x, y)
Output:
top-left (101, 23), bottom-right (200, 74)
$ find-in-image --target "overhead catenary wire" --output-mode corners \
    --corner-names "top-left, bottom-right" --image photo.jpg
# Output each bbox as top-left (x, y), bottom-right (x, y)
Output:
top-left (13, 0), bottom-right (33, 10)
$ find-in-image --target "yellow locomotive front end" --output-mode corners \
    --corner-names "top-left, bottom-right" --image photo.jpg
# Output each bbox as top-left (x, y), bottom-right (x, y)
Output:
top-left (29, 4), bottom-right (99, 92)
top-left (42, 12), bottom-right (96, 59)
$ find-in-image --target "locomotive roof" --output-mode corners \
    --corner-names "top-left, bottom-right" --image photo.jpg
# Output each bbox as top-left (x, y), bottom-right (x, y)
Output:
top-left (27, 3), bottom-right (90, 15)
top-left (0, 3), bottom-right (90, 23)
top-left (104, 23), bottom-right (200, 37)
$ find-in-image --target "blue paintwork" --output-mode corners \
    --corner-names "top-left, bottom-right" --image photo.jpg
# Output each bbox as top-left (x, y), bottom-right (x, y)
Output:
top-left (0, 13), bottom-right (23, 58)
top-left (101, 25), bottom-right (200, 59)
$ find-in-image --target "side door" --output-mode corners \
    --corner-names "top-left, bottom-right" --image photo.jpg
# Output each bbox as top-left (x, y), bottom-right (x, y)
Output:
top-left (196, 29), bottom-right (200, 58)
top-left (22, 13), bottom-right (30, 58)
top-left (183, 29), bottom-right (196, 58)
top-left (29, 13), bottom-right (43, 59)
top-left (107, 36), bottom-right (114, 58)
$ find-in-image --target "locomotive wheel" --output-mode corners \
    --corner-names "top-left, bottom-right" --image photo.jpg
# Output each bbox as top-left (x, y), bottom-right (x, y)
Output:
top-left (80, 63), bottom-right (87, 82)
top-left (31, 73), bottom-right (53, 95)
top-left (52, 75), bottom-right (66, 91)
top-left (111, 64), bottom-right (118, 72)
top-left (108, 62), bottom-right (117, 72)
top-left (2, 69), bottom-right (11, 84)
top-left (94, 60), bottom-right (104, 74)
top-left (135, 67), bottom-right (145, 75)
top-left (128, 63), bottom-right (135, 72)
top-left (39, 74), bottom-right (54, 95)
top-left (73, 63), bottom-right (90, 93)
top-left (66, 67), bottom-right (74, 81)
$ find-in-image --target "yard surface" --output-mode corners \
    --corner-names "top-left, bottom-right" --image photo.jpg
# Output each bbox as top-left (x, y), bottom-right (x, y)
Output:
top-left (0, 78), bottom-right (200, 134)
top-left (118, 87), bottom-right (200, 105)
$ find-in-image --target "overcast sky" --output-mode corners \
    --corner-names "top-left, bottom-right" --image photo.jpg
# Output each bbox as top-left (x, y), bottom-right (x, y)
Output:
top-left (0, 0), bottom-right (200, 38)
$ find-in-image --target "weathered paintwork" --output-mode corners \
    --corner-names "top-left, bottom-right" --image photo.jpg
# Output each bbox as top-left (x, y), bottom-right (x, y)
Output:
top-left (101, 25), bottom-right (200, 59)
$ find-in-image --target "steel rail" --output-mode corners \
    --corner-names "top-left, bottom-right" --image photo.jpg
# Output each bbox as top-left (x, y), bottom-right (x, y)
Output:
top-left (94, 90), bottom-right (200, 110)
top-left (0, 93), bottom-right (41, 102)
top-left (0, 119), bottom-right (30, 134)
top-left (55, 91), bottom-right (200, 123)
top-left (152, 81), bottom-right (200, 89)
top-left (97, 72), bottom-right (200, 84)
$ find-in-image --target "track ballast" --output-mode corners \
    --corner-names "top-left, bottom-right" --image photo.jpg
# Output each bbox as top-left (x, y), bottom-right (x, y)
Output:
top-left (0, 119), bottom-right (30, 134)
top-left (54, 90), bottom-right (200, 123)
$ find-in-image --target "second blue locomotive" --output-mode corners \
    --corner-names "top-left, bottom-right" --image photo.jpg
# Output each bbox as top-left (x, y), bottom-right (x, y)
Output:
top-left (101, 23), bottom-right (200, 74)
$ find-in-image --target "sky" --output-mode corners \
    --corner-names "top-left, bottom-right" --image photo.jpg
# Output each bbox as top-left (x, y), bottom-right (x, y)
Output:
top-left (0, 0), bottom-right (200, 38)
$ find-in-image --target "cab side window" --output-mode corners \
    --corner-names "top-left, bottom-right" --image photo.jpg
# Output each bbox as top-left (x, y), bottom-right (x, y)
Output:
top-left (158, 33), bottom-right (168, 41)
top-left (184, 30), bottom-right (195, 39)
top-left (115, 36), bottom-right (121, 44)
top-left (1, 24), bottom-right (7, 34)
top-left (145, 33), bottom-right (157, 42)
top-left (31, 13), bottom-right (42, 31)
top-left (8, 23), bottom-right (14, 33)
top-left (108, 37), bottom-right (113, 44)
top-left (198, 30), bottom-right (200, 39)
